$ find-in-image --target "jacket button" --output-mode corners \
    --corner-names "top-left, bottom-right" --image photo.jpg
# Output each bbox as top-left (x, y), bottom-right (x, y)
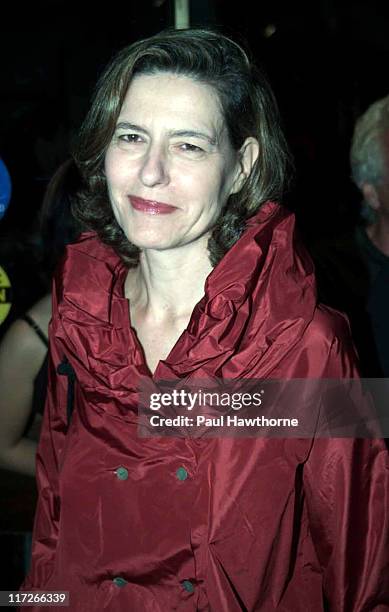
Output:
top-left (113, 576), bottom-right (128, 588)
top-left (181, 580), bottom-right (194, 593)
top-left (115, 467), bottom-right (129, 481)
top-left (176, 467), bottom-right (188, 481)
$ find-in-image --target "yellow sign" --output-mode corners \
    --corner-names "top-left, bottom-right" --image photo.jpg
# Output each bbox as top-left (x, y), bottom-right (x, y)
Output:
top-left (0, 265), bottom-right (12, 325)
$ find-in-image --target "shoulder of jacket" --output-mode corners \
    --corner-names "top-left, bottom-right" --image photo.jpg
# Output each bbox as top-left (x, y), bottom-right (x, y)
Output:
top-left (52, 232), bottom-right (122, 305)
top-left (310, 304), bottom-right (352, 345)
top-left (296, 305), bottom-right (353, 358)
top-left (57, 232), bottom-right (121, 273)
top-left (65, 231), bottom-right (118, 261)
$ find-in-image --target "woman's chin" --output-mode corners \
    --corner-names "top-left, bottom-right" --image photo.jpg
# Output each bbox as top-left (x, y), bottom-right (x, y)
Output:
top-left (124, 232), bottom-right (178, 252)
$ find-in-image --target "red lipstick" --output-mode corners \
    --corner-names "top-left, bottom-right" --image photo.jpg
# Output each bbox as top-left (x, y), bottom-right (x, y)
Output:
top-left (129, 196), bottom-right (177, 215)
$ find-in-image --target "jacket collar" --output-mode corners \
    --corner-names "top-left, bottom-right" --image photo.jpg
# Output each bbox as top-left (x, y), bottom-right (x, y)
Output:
top-left (56, 202), bottom-right (317, 386)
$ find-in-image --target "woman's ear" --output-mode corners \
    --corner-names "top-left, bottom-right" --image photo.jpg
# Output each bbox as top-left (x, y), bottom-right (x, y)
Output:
top-left (231, 137), bottom-right (260, 195)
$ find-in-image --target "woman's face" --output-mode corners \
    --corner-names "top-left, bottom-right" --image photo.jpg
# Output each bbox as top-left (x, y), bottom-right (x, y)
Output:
top-left (104, 72), bottom-right (246, 253)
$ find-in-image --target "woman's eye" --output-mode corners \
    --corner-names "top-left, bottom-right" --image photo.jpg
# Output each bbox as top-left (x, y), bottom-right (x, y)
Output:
top-left (179, 143), bottom-right (204, 154)
top-left (118, 133), bottom-right (144, 143)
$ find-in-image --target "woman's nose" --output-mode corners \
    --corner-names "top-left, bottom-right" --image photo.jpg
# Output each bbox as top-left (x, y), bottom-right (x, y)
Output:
top-left (140, 144), bottom-right (170, 187)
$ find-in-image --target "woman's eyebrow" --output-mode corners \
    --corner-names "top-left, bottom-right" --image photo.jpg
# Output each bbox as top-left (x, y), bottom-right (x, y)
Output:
top-left (115, 121), bottom-right (148, 134)
top-left (115, 122), bottom-right (217, 145)
top-left (168, 129), bottom-right (218, 145)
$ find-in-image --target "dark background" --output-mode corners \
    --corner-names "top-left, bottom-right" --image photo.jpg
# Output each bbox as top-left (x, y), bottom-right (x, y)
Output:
top-left (0, 0), bottom-right (388, 590)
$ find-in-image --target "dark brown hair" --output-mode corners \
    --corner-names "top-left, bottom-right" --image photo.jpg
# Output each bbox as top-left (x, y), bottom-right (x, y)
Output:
top-left (73, 28), bottom-right (291, 266)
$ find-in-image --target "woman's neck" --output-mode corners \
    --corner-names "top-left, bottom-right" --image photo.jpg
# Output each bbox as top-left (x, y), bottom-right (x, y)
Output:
top-left (124, 240), bottom-right (213, 323)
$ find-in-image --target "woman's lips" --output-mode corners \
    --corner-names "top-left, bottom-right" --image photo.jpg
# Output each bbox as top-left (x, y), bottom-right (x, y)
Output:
top-left (129, 196), bottom-right (177, 215)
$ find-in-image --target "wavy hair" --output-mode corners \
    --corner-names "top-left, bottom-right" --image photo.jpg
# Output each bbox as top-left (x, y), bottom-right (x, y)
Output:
top-left (73, 28), bottom-right (291, 266)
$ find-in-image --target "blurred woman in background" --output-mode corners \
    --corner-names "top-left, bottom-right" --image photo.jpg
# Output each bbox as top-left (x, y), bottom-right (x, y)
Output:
top-left (0, 160), bottom-right (81, 476)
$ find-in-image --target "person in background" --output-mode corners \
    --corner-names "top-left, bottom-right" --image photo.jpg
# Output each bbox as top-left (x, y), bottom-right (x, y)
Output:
top-left (0, 160), bottom-right (81, 476)
top-left (350, 94), bottom-right (389, 376)
top-left (309, 94), bottom-right (389, 377)
top-left (21, 28), bottom-right (388, 611)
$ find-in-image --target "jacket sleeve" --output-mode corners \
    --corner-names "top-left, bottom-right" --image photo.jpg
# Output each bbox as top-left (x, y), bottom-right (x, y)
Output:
top-left (20, 290), bottom-right (69, 590)
top-left (303, 325), bottom-right (389, 611)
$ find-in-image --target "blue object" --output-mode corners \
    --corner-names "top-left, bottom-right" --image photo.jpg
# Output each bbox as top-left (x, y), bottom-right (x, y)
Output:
top-left (0, 158), bottom-right (12, 219)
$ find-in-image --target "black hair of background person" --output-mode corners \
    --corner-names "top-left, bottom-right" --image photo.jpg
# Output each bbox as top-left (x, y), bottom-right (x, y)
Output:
top-left (38, 160), bottom-right (85, 287)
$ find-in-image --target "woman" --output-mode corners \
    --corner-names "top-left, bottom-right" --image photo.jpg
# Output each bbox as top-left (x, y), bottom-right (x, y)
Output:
top-left (0, 160), bottom-right (81, 477)
top-left (22, 29), bottom-right (388, 611)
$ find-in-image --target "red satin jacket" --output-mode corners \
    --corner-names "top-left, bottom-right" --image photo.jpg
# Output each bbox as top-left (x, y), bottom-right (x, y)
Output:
top-left (22, 203), bottom-right (389, 611)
